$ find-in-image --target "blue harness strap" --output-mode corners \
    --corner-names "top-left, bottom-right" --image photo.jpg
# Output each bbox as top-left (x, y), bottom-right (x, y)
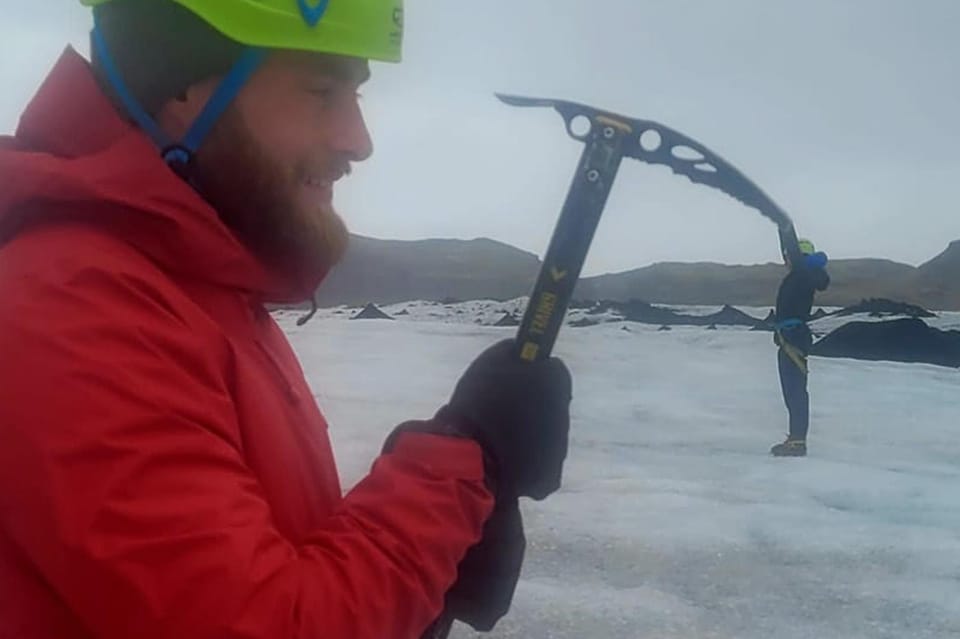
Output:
top-left (774, 317), bottom-right (809, 374)
top-left (774, 318), bottom-right (805, 331)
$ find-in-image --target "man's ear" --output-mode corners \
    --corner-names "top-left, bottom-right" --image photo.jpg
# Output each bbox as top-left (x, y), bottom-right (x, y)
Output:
top-left (155, 78), bottom-right (219, 140)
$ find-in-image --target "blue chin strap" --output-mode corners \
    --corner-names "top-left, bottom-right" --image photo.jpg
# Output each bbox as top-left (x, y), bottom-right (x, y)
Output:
top-left (91, 16), bottom-right (266, 174)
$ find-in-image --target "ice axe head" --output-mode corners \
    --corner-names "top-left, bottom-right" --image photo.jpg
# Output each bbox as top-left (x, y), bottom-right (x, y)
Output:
top-left (495, 93), bottom-right (799, 247)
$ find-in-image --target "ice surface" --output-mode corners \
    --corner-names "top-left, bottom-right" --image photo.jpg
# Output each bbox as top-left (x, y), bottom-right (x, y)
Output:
top-left (276, 308), bottom-right (960, 639)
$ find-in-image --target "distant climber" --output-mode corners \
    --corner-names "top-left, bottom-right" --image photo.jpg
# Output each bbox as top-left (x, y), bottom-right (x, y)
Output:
top-left (770, 238), bottom-right (830, 457)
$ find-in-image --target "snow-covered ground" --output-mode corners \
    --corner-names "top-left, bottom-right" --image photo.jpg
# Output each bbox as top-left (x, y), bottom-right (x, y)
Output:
top-left (276, 307), bottom-right (960, 639)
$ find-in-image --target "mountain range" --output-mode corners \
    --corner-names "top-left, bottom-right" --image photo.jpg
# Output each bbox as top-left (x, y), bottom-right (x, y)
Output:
top-left (313, 236), bottom-right (960, 311)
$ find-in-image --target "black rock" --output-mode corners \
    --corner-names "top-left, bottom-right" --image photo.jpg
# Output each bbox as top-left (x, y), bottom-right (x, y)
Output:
top-left (619, 299), bottom-right (684, 325)
top-left (573, 300), bottom-right (762, 328)
top-left (587, 300), bottom-right (621, 315)
top-left (351, 303), bottom-right (394, 320)
top-left (751, 309), bottom-right (777, 332)
top-left (618, 300), bottom-right (761, 328)
top-left (698, 305), bottom-right (762, 328)
top-left (570, 317), bottom-right (601, 328)
top-left (811, 318), bottom-right (960, 368)
top-left (494, 312), bottom-right (521, 327)
top-left (833, 298), bottom-right (936, 319)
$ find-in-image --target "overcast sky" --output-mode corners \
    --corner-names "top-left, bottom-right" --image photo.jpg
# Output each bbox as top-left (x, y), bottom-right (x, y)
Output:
top-left (3, 1), bottom-right (958, 275)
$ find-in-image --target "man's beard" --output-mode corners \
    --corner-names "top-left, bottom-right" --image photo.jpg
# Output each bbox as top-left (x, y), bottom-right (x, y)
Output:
top-left (192, 104), bottom-right (349, 287)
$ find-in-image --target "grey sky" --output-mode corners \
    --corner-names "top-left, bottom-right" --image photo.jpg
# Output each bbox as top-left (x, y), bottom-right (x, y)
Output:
top-left (3, 1), bottom-right (958, 275)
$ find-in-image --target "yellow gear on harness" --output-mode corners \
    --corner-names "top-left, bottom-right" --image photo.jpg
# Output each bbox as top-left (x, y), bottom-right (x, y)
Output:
top-left (777, 330), bottom-right (809, 375)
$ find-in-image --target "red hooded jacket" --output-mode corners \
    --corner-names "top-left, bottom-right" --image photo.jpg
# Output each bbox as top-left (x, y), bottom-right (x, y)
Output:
top-left (0, 49), bottom-right (492, 639)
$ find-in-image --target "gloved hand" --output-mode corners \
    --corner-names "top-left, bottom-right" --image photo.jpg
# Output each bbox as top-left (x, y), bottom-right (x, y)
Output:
top-left (386, 339), bottom-right (572, 637)
top-left (380, 338), bottom-right (572, 498)
top-left (440, 493), bottom-right (525, 632)
top-left (413, 496), bottom-right (526, 637)
top-left (433, 339), bottom-right (570, 631)
top-left (438, 338), bottom-right (572, 500)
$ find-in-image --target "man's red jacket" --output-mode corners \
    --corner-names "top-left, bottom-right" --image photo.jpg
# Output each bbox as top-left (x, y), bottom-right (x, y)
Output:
top-left (0, 49), bottom-right (492, 639)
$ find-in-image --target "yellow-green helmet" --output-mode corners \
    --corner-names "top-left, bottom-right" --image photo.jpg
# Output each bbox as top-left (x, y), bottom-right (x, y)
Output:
top-left (797, 238), bottom-right (816, 255)
top-left (80, 0), bottom-right (404, 63)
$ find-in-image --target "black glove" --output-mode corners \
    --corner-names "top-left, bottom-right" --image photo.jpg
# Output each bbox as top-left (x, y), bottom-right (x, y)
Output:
top-left (432, 340), bottom-right (570, 632)
top-left (386, 339), bottom-right (572, 637)
top-left (413, 496), bottom-right (525, 638)
top-left (379, 337), bottom-right (572, 499)
top-left (438, 338), bottom-right (572, 500)
top-left (440, 493), bottom-right (525, 631)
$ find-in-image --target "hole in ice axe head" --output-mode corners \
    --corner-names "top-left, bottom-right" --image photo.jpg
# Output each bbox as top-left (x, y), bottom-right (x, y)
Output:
top-left (671, 145), bottom-right (706, 161)
top-left (640, 129), bottom-right (662, 152)
top-left (569, 115), bottom-right (592, 139)
top-left (494, 93), bottom-right (611, 144)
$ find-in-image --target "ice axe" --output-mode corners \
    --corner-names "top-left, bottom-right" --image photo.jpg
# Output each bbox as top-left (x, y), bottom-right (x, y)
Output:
top-left (421, 94), bottom-right (802, 638)
top-left (502, 94), bottom-right (801, 362)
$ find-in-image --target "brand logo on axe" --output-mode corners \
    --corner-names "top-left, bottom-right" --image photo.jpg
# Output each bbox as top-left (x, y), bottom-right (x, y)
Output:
top-left (297, 0), bottom-right (331, 27)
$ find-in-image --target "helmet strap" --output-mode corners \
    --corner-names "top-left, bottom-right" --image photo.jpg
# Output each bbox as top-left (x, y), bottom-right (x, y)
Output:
top-left (91, 18), bottom-right (168, 149)
top-left (91, 14), bottom-right (265, 176)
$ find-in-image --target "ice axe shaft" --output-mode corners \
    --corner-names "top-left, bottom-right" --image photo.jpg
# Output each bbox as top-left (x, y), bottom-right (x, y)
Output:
top-left (512, 106), bottom-right (633, 361)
